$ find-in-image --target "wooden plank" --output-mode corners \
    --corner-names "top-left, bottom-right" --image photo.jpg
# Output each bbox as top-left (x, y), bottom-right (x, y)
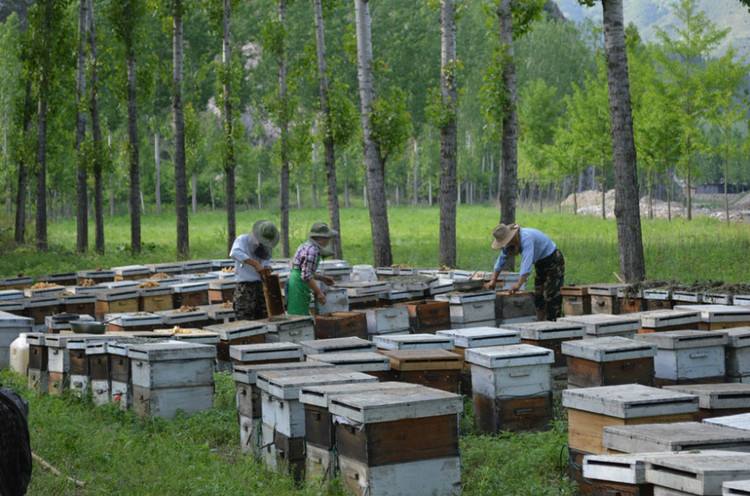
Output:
top-left (262, 273), bottom-right (285, 317)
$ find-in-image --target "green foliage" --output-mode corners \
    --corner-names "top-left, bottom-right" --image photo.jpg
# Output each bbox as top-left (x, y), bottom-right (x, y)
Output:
top-left (324, 78), bottom-right (358, 147)
top-left (371, 87), bottom-right (413, 164)
top-left (518, 78), bottom-right (562, 185)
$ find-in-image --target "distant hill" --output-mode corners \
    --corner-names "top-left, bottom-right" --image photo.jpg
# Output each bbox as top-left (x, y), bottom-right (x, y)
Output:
top-left (555, 0), bottom-right (750, 58)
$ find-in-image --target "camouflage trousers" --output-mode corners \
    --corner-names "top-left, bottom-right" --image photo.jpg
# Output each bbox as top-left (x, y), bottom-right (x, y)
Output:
top-left (233, 281), bottom-right (268, 321)
top-left (534, 249), bottom-right (565, 321)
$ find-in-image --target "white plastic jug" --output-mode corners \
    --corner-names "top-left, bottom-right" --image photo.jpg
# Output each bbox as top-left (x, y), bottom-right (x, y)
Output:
top-left (10, 333), bottom-right (29, 376)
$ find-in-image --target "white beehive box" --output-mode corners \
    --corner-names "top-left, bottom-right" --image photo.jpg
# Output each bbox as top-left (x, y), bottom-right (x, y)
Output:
top-left (300, 337), bottom-right (375, 356)
top-left (735, 295), bottom-right (750, 307)
top-left (156, 308), bottom-right (208, 327)
top-left (337, 455), bottom-right (462, 496)
top-left (645, 451), bottom-right (750, 496)
top-left (306, 351), bottom-right (391, 373)
top-left (427, 278), bottom-right (454, 296)
top-left (444, 319), bottom-right (496, 330)
top-left (264, 315), bottom-right (315, 344)
top-left (583, 452), bottom-right (652, 486)
top-left (145, 262), bottom-right (184, 275)
top-left (436, 327), bottom-right (521, 349)
top-left (639, 309), bottom-right (702, 330)
top-left (78, 269), bottom-right (116, 281)
top-left (112, 265), bottom-right (151, 279)
top-left (644, 288), bottom-right (673, 301)
top-left (373, 333), bottom-right (454, 351)
top-left (316, 287), bottom-right (349, 314)
top-left (171, 281), bottom-right (209, 294)
top-left (0, 290), bottom-right (24, 302)
top-left (725, 480), bottom-right (750, 496)
top-left (0, 299), bottom-right (27, 314)
top-left (560, 314), bottom-right (640, 338)
top-left (563, 384), bottom-right (699, 418)
top-left (603, 421), bottom-right (750, 454)
top-left (664, 384), bottom-right (750, 412)
top-left (725, 328), bottom-right (750, 379)
top-left (562, 336), bottom-right (657, 363)
top-left (672, 289), bottom-right (704, 303)
top-left (0, 311), bottom-right (33, 368)
top-left (0, 276), bottom-right (33, 288)
top-left (230, 342), bottom-right (303, 364)
top-left (24, 285), bottom-right (65, 298)
top-left (502, 321), bottom-right (585, 341)
top-left (338, 281), bottom-right (390, 297)
top-left (205, 320), bottom-right (268, 342)
top-left (317, 259), bottom-right (352, 280)
top-left (705, 414), bottom-right (750, 431)
top-left (636, 331), bottom-right (728, 382)
top-left (107, 312), bottom-right (164, 329)
top-left (361, 307), bottom-right (410, 335)
top-left (465, 344), bottom-right (554, 398)
top-left (435, 291), bottom-right (496, 324)
top-left (299, 381), bottom-right (415, 410)
top-left (181, 260), bottom-right (212, 274)
top-left (676, 305), bottom-right (750, 325)
top-left (45, 334), bottom-right (74, 373)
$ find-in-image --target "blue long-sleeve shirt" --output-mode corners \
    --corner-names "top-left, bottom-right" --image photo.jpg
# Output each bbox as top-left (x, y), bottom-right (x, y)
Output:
top-left (493, 228), bottom-right (556, 276)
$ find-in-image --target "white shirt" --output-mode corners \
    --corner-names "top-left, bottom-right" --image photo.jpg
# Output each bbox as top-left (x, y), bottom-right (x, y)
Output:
top-left (229, 234), bottom-right (272, 282)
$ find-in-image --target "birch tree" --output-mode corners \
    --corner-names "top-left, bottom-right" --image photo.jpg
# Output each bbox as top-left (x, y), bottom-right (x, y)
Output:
top-left (173, 0), bottom-right (189, 257)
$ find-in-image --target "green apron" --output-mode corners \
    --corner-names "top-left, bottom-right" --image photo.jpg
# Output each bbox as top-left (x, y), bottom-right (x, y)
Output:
top-left (286, 268), bottom-right (312, 315)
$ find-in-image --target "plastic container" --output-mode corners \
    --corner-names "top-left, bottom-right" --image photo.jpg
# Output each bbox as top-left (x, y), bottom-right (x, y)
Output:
top-left (351, 265), bottom-right (377, 282)
top-left (10, 332), bottom-right (29, 375)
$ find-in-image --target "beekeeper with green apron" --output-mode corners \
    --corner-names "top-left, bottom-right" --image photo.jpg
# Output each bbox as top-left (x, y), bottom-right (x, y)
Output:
top-left (286, 222), bottom-right (337, 315)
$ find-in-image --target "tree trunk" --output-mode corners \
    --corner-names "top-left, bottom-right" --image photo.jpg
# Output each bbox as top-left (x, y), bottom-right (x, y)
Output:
top-left (278, 0), bottom-right (290, 257)
top-left (296, 183), bottom-right (301, 209)
top-left (354, 0), bottom-right (392, 266)
top-left (412, 139), bottom-right (419, 206)
top-left (75, 0), bottom-right (89, 253)
top-left (14, 79), bottom-right (32, 245)
top-left (648, 170), bottom-right (653, 220)
top-left (126, 44), bottom-right (141, 253)
top-left (223, 0), bottom-right (236, 254)
top-left (257, 170), bottom-right (262, 209)
top-left (601, 0), bottom-right (645, 282)
top-left (573, 189), bottom-right (577, 215)
top-left (686, 164), bottom-right (692, 221)
top-left (191, 172), bottom-right (197, 213)
top-left (395, 184), bottom-right (400, 205)
top-left (154, 133), bottom-right (161, 214)
top-left (438, 0), bottom-right (458, 268)
top-left (109, 173), bottom-right (115, 217)
top-left (173, 0), bottom-right (189, 257)
top-left (497, 0), bottom-right (518, 231)
top-left (36, 35), bottom-right (50, 250)
top-left (363, 184), bottom-right (367, 208)
top-left (428, 179), bottom-right (433, 206)
top-left (601, 168), bottom-right (606, 219)
top-left (88, 0), bottom-right (104, 253)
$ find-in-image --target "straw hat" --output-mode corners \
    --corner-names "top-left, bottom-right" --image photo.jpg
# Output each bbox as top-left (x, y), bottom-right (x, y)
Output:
top-left (309, 222), bottom-right (338, 239)
top-left (252, 220), bottom-right (280, 249)
top-left (491, 223), bottom-right (520, 250)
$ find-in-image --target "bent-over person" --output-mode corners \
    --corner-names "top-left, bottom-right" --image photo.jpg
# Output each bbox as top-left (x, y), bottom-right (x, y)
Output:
top-left (229, 220), bottom-right (280, 320)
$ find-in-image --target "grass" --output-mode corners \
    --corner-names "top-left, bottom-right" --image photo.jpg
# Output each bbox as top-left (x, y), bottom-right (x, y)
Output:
top-left (2, 205), bottom-right (750, 283)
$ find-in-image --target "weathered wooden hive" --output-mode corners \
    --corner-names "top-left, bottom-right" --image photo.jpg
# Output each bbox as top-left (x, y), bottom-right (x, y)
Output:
top-left (45, 333), bottom-right (74, 395)
top-left (0, 297), bottom-right (26, 317)
top-left (95, 287), bottom-right (139, 320)
top-left (128, 341), bottom-right (216, 419)
top-left (145, 262), bottom-right (184, 275)
top-left (26, 295), bottom-right (61, 326)
top-left (135, 283), bottom-right (173, 312)
top-left (264, 315), bottom-right (315, 343)
top-left (724, 328), bottom-right (750, 383)
top-left (638, 309), bottom-right (702, 334)
top-left (314, 312), bottom-right (367, 340)
top-left (617, 286), bottom-right (646, 314)
top-left (171, 281), bottom-right (210, 308)
top-left (45, 313), bottom-right (94, 334)
top-left (435, 290), bottom-right (496, 327)
top-left (636, 330), bottom-right (728, 386)
top-left (357, 306), bottom-right (410, 336)
top-left (562, 336), bottom-right (657, 388)
top-left (26, 332), bottom-right (48, 393)
top-left (66, 334), bottom-right (121, 398)
top-left (603, 421), bottom-right (750, 454)
top-left (156, 307), bottom-right (210, 328)
top-left (665, 384), bottom-right (750, 420)
top-left (643, 287), bottom-right (674, 310)
top-left (197, 303), bottom-right (235, 325)
top-left (495, 291), bottom-right (536, 324)
top-left (112, 265), bottom-right (151, 281)
top-left (675, 304), bottom-right (750, 331)
top-left (207, 278), bottom-right (237, 305)
top-left (589, 283), bottom-right (630, 314)
top-left (504, 320), bottom-right (585, 368)
top-left (380, 349), bottom-right (462, 393)
top-left (561, 313), bottom-right (641, 338)
top-left (0, 276), bottom-right (33, 291)
top-left (60, 292), bottom-right (97, 316)
top-left (373, 333), bottom-right (454, 351)
top-left (77, 269), bottom-right (115, 284)
top-left (561, 285), bottom-right (592, 316)
top-left (404, 299), bottom-right (451, 333)
top-left (229, 342), bottom-right (303, 366)
top-left (106, 312), bottom-right (164, 333)
top-left (300, 336), bottom-right (375, 356)
top-left (581, 452), bottom-right (659, 496)
top-left (328, 385), bottom-right (464, 496)
top-left (465, 344), bottom-right (554, 433)
top-left (0, 310), bottom-right (32, 368)
top-left (204, 320), bottom-right (267, 367)
top-left (306, 352), bottom-right (391, 378)
top-left (181, 260), bottom-right (212, 274)
top-left (645, 450), bottom-right (750, 496)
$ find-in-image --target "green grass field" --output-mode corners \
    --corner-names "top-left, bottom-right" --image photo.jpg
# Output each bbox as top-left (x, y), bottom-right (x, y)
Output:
top-left (2, 205), bottom-right (750, 283)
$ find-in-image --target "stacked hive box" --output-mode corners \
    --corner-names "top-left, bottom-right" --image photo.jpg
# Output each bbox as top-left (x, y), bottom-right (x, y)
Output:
top-left (306, 352), bottom-right (391, 379)
top-left (562, 337), bottom-right (657, 388)
top-left (264, 315), bottom-right (315, 343)
top-left (435, 291), bottom-right (496, 328)
top-left (112, 265), bottom-right (151, 281)
top-left (40, 272), bottom-right (78, 286)
top-left (61, 292), bottom-right (97, 316)
top-left (373, 333), bottom-right (454, 352)
top-left (129, 341), bottom-right (216, 419)
top-left (675, 305), bottom-right (750, 331)
top-left (208, 279), bottom-right (237, 305)
top-left (328, 385), bottom-right (463, 496)
top-left (380, 349), bottom-right (462, 393)
top-left (316, 287), bottom-right (349, 314)
top-left (156, 307), bottom-right (210, 328)
top-left (603, 421), bottom-right (750, 454)
top-left (46, 334), bottom-right (74, 395)
top-left (107, 340), bottom-right (135, 409)
top-left (645, 451), bottom-right (750, 496)
top-left (26, 294), bottom-right (61, 327)
top-left (617, 287), bottom-right (645, 314)
top-left (561, 285), bottom-right (592, 316)
top-left (636, 331), bottom-right (728, 386)
top-left (638, 309), bottom-right (702, 334)
top-left (466, 344), bottom-right (554, 433)
top-left (644, 288), bottom-right (674, 311)
top-left (495, 291), bottom-right (536, 325)
top-left (230, 342), bottom-right (302, 366)
top-left (589, 283), bottom-right (629, 314)
top-left (77, 269), bottom-right (115, 284)
top-left (86, 340), bottom-right (113, 405)
top-left (725, 480), bottom-right (750, 496)
top-left (106, 312), bottom-right (164, 333)
top-left (300, 337), bottom-right (375, 356)
top-left (256, 370), bottom-right (376, 480)
top-left (0, 310), bottom-right (32, 368)
top-left (704, 291), bottom-right (735, 305)
top-left (404, 300), bottom-right (451, 333)
top-left (665, 384), bottom-right (750, 420)
top-left (27, 332), bottom-right (47, 393)
top-left (358, 306), bottom-right (411, 338)
top-left (172, 281), bottom-right (210, 308)
top-left (725, 328), bottom-right (750, 383)
top-left (314, 312), bottom-right (367, 340)
top-left (67, 334), bottom-right (121, 398)
top-left (205, 320), bottom-right (267, 370)
top-left (95, 287), bottom-right (139, 320)
top-left (561, 313), bottom-right (641, 339)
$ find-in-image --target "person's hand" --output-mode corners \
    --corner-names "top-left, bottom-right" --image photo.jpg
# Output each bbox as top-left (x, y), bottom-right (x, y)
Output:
top-left (259, 267), bottom-right (272, 278)
top-left (483, 281), bottom-right (495, 290)
top-left (316, 292), bottom-right (327, 305)
top-left (508, 284), bottom-right (521, 295)
top-left (322, 276), bottom-right (335, 286)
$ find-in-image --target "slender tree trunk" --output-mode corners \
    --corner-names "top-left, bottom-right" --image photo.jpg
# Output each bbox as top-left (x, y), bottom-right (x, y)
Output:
top-left (278, 0), bottom-right (290, 257)
top-left (686, 163), bottom-right (692, 221)
top-left (154, 133), bottom-right (161, 214)
top-left (296, 183), bottom-right (301, 209)
top-left (14, 79), bottom-right (32, 245)
top-left (222, 0), bottom-right (236, 253)
top-left (412, 139), bottom-right (419, 206)
top-left (428, 179), bottom-right (433, 206)
top-left (573, 189), bottom-right (577, 215)
top-left (36, 36), bottom-right (50, 250)
top-left (191, 172), bottom-right (198, 213)
top-left (126, 46), bottom-right (141, 253)
top-left (75, 0), bottom-right (89, 253)
top-left (354, 0), bottom-right (392, 266)
top-left (724, 142), bottom-right (730, 225)
top-left (601, 0), bottom-right (645, 282)
top-left (363, 184), bottom-right (367, 208)
top-left (173, 0), bottom-right (188, 257)
top-left (438, 0), bottom-right (458, 268)
top-left (600, 168), bottom-right (606, 219)
top-left (648, 170), bottom-right (653, 220)
top-left (497, 0), bottom-right (518, 231)
top-left (88, 0), bottom-right (104, 253)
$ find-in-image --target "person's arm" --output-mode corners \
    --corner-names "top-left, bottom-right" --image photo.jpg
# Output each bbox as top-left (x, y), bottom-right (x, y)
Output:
top-left (510, 238), bottom-right (534, 293)
top-left (484, 250), bottom-right (507, 289)
top-left (315, 273), bottom-right (335, 286)
top-left (309, 278), bottom-right (326, 304)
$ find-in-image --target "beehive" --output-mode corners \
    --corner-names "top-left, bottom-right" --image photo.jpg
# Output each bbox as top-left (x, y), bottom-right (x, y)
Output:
top-left (618, 287), bottom-right (646, 314)
top-left (589, 283), bottom-right (630, 314)
top-left (665, 384), bottom-right (750, 420)
top-left (725, 328), bottom-right (750, 382)
top-left (318, 260), bottom-right (353, 281)
top-left (636, 331), bottom-right (728, 385)
top-left (435, 290), bottom-right (496, 325)
top-left (638, 309), bottom-right (702, 334)
top-left (300, 337), bottom-right (375, 356)
top-left (582, 452), bottom-right (656, 496)
top-left (171, 281), bottom-right (210, 308)
top-left (404, 299), bottom-right (451, 333)
top-left (563, 384), bottom-right (699, 455)
top-left (95, 287), bottom-right (139, 320)
top-left (704, 413), bottom-right (750, 431)
top-left (465, 344), bottom-right (555, 433)
top-left (264, 315), bottom-right (315, 343)
top-left (505, 320), bottom-right (585, 368)
top-left (645, 451), bottom-right (750, 496)
top-left (181, 260), bottom-right (212, 274)
top-left (128, 341), bottom-right (216, 419)
top-left (604, 421), bottom-right (750, 454)
top-left (380, 349), bottom-right (462, 393)
top-left (0, 275), bottom-right (33, 290)
top-left (313, 312), bottom-right (367, 340)
top-left (112, 265), bottom-right (151, 281)
top-left (316, 287), bottom-right (349, 314)
top-left (358, 306), bottom-right (410, 336)
top-left (204, 320), bottom-right (267, 365)
top-left (0, 310), bottom-right (33, 368)
top-left (137, 284), bottom-right (173, 312)
top-left (675, 305), bottom-right (750, 331)
top-left (198, 303), bottom-right (236, 325)
top-left (495, 291), bottom-right (536, 324)
top-left (560, 313), bottom-right (641, 338)
top-left (26, 332), bottom-right (48, 393)
top-left (306, 351), bottom-right (391, 377)
top-left (725, 480), bottom-right (750, 496)
top-left (561, 285), bottom-right (592, 316)
top-left (328, 385), bottom-right (463, 496)
top-left (26, 295), bottom-right (61, 325)
top-left (45, 334), bottom-right (73, 395)
top-left (66, 334), bottom-right (121, 398)
top-left (207, 278), bottom-right (237, 305)
top-left (106, 312), bottom-right (164, 333)
top-left (229, 342), bottom-right (303, 365)
top-left (145, 262), bottom-right (184, 275)
top-left (562, 337), bottom-right (657, 388)
top-left (373, 333), bottom-right (454, 351)
top-left (60, 293), bottom-right (97, 316)
top-left (156, 307), bottom-right (210, 328)
top-left (644, 288), bottom-right (674, 310)
top-left (338, 281), bottom-right (390, 298)
top-left (77, 269), bottom-right (115, 284)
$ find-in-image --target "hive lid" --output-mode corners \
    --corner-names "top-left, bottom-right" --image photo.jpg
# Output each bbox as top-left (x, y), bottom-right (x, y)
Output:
top-left (583, 452), bottom-right (664, 485)
top-left (0, 290), bottom-right (24, 301)
top-left (337, 281), bottom-right (390, 296)
top-left (0, 300), bottom-right (27, 311)
top-left (208, 279), bottom-right (237, 290)
top-left (299, 381), bottom-right (415, 408)
top-left (725, 480), bottom-right (750, 495)
top-left (60, 293), bottom-right (97, 304)
top-left (562, 384), bottom-right (698, 419)
top-left (198, 304), bottom-right (235, 320)
top-left (436, 327), bottom-right (521, 348)
top-left (603, 421), bottom-right (750, 453)
top-left (66, 334), bottom-right (122, 350)
top-left (434, 290), bottom-right (495, 305)
top-left (171, 281), bottom-right (210, 293)
top-left (136, 284), bottom-right (173, 297)
top-left (229, 342), bottom-right (302, 362)
top-left (675, 304), bottom-right (750, 323)
top-left (638, 309), bottom-right (702, 328)
top-left (664, 384), bottom-right (750, 410)
top-left (465, 343), bottom-right (554, 368)
top-left (128, 341), bottom-right (216, 361)
top-left (643, 288), bottom-right (672, 300)
top-left (373, 333), bottom-right (454, 351)
top-left (562, 337), bottom-right (657, 362)
top-left (300, 337), bottom-right (375, 355)
top-left (111, 265), bottom-right (150, 276)
top-left (46, 333), bottom-right (110, 348)
top-left (645, 450), bottom-right (750, 495)
top-left (306, 351), bottom-right (390, 368)
top-left (328, 384), bottom-right (463, 423)
top-left (0, 276), bottom-right (33, 286)
top-left (560, 314), bottom-right (640, 335)
top-left (86, 338), bottom-right (140, 355)
top-left (256, 370), bottom-right (376, 400)
top-left (264, 315), bottom-right (314, 332)
top-left (501, 321), bottom-right (585, 341)
top-left (26, 295), bottom-right (61, 307)
top-left (635, 330), bottom-right (728, 350)
top-left (232, 361), bottom-right (335, 385)
top-left (96, 287), bottom-right (138, 301)
top-left (77, 269), bottom-right (116, 278)
top-left (588, 283), bottom-right (628, 296)
top-left (169, 330), bottom-right (220, 345)
top-left (107, 312), bottom-right (164, 327)
top-left (704, 413), bottom-right (750, 431)
top-left (379, 349), bottom-right (462, 371)
top-left (204, 320), bottom-right (268, 340)
top-left (182, 260), bottom-right (212, 271)
top-left (724, 327), bottom-right (750, 349)
top-left (145, 262), bottom-right (184, 273)
top-left (26, 332), bottom-right (46, 346)
top-left (157, 308), bottom-right (208, 323)
top-left (0, 311), bottom-right (33, 328)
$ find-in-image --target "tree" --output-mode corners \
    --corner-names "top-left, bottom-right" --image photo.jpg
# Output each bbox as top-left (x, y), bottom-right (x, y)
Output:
top-left (173, 0), bottom-right (189, 258)
top-left (222, 0), bottom-right (236, 254)
top-left (75, 0), bottom-right (89, 253)
top-left (87, 0), bottom-right (105, 253)
top-left (579, 0), bottom-right (645, 283)
top-left (353, 0), bottom-right (392, 267)
top-left (496, 0), bottom-right (518, 228)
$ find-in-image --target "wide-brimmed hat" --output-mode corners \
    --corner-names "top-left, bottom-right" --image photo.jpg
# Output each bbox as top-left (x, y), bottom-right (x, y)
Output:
top-left (252, 220), bottom-right (280, 249)
top-left (491, 223), bottom-right (520, 250)
top-left (309, 222), bottom-right (338, 240)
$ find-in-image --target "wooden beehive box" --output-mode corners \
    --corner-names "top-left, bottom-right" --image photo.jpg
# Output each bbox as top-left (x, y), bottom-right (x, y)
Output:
top-left (590, 283), bottom-right (630, 314)
top-left (45, 333), bottom-right (73, 395)
top-left (644, 288), bottom-right (674, 310)
top-left (26, 332), bottom-right (48, 393)
top-left (66, 334), bottom-right (121, 399)
top-left (328, 385), bottom-right (463, 496)
top-left (106, 312), bottom-right (164, 333)
top-left (639, 309), bottom-right (702, 334)
top-left (316, 287), bottom-right (349, 314)
top-left (465, 344), bottom-right (555, 433)
top-left (77, 269), bottom-right (115, 284)
top-left (107, 340), bottom-right (136, 410)
top-left (562, 384), bottom-right (699, 454)
top-left (168, 329), bottom-right (220, 346)
top-left (207, 278), bottom-right (237, 305)
top-left (704, 292), bottom-right (735, 305)
top-left (300, 337), bottom-right (375, 356)
top-left (180, 260), bottom-right (212, 274)
top-left (582, 452), bottom-right (655, 496)
top-left (145, 262), bottom-right (184, 275)
top-left (0, 310), bottom-right (33, 368)
top-left (0, 289), bottom-right (24, 303)
top-left (229, 342), bottom-right (303, 365)
top-left (263, 315), bottom-right (315, 343)
top-left (645, 451), bottom-right (750, 496)
top-left (128, 341), bottom-right (216, 419)
top-left (171, 281), bottom-right (210, 308)
top-left (86, 340), bottom-right (113, 406)
top-left (198, 303), bottom-right (235, 324)
top-left (496, 291), bottom-right (536, 323)
top-left (562, 337), bottom-right (657, 388)
top-left (561, 285), bottom-right (592, 316)
top-left (24, 284), bottom-right (65, 299)
top-left (205, 320), bottom-right (267, 364)
top-left (306, 351), bottom-right (391, 377)
top-left (136, 284), bottom-right (173, 312)
top-left (435, 290), bottom-right (496, 325)
top-left (314, 312), bottom-right (367, 340)
top-left (617, 286), bottom-right (646, 314)
top-left (725, 328), bottom-right (750, 382)
top-left (561, 313), bottom-right (641, 338)
top-left (338, 281), bottom-right (390, 298)
top-left (380, 349), bottom-right (462, 393)
top-left (0, 298), bottom-right (27, 318)
top-left (636, 331), bottom-right (728, 385)
top-left (664, 384), bottom-right (750, 420)
top-left (156, 307), bottom-right (210, 328)
top-left (211, 259), bottom-right (234, 270)
top-left (357, 306), bottom-right (410, 335)
top-left (505, 321), bottom-right (585, 368)
top-left (0, 275), bottom-right (34, 290)
top-left (675, 305), bottom-right (750, 331)
top-left (39, 272), bottom-right (78, 286)
top-left (604, 421), bottom-right (750, 454)
top-left (26, 295), bottom-right (61, 325)
top-left (112, 265), bottom-right (151, 281)
top-left (60, 293), bottom-right (97, 316)
top-left (95, 288), bottom-right (139, 320)
top-left (373, 333), bottom-right (454, 351)
top-left (403, 299), bottom-right (450, 333)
